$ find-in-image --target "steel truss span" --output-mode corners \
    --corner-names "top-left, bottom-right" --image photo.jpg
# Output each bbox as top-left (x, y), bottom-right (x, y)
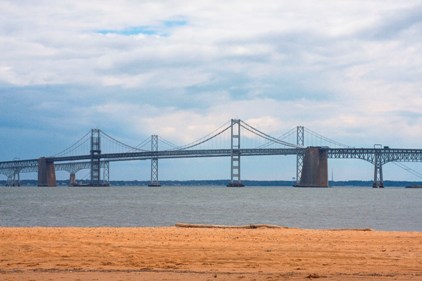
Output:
top-left (328, 148), bottom-right (422, 164)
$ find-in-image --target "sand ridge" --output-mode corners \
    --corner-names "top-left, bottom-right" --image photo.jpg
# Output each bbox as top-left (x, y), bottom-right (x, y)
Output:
top-left (1, 227), bottom-right (422, 280)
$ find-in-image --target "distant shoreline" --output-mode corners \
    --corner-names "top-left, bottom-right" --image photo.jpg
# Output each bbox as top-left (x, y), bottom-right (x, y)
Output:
top-left (1, 179), bottom-right (420, 187)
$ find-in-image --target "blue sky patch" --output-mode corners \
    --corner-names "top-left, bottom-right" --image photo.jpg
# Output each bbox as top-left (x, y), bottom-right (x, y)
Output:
top-left (163, 19), bottom-right (188, 28)
top-left (96, 19), bottom-right (188, 36)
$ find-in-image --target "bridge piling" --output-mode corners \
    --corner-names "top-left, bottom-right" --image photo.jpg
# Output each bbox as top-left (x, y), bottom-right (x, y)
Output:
top-left (373, 151), bottom-right (384, 188)
top-left (38, 157), bottom-right (56, 187)
top-left (7, 172), bottom-right (20, 186)
top-left (69, 172), bottom-right (76, 186)
top-left (296, 147), bottom-right (328, 187)
top-left (102, 161), bottom-right (110, 186)
top-left (296, 126), bottom-right (305, 185)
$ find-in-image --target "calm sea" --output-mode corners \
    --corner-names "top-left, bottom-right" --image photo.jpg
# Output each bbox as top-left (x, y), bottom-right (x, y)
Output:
top-left (0, 186), bottom-right (421, 231)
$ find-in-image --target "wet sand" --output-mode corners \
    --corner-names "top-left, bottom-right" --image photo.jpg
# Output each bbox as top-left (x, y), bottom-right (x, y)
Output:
top-left (1, 226), bottom-right (422, 280)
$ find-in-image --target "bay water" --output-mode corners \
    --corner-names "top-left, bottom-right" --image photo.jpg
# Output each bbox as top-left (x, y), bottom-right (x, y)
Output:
top-left (0, 186), bottom-right (421, 231)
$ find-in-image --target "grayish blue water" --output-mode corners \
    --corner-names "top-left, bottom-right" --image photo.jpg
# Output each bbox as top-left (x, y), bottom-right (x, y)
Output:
top-left (0, 186), bottom-right (421, 231)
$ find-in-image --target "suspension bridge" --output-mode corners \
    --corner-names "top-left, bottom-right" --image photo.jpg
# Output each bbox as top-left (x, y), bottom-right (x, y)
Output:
top-left (1, 119), bottom-right (422, 188)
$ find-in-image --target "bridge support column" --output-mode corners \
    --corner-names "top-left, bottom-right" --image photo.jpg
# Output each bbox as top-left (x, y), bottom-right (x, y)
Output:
top-left (38, 157), bottom-right (56, 187)
top-left (102, 161), bottom-right (110, 186)
top-left (373, 152), bottom-right (384, 188)
top-left (227, 119), bottom-right (244, 187)
top-left (69, 172), bottom-right (76, 186)
top-left (296, 126), bottom-right (304, 185)
top-left (7, 172), bottom-right (20, 187)
top-left (90, 129), bottom-right (101, 186)
top-left (148, 135), bottom-right (160, 187)
top-left (296, 147), bottom-right (328, 187)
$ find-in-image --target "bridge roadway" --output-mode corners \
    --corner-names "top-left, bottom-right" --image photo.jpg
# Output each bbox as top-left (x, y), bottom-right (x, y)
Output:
top-left (50, 148), bottom-right (304, 162)
top-left (2, 147), bottom-right (422, 168)
top-left (0, 159), bottom-right (108, 181)
top-left (1, 147), bottom-right (422, 186)
top-left (49, 147), bottom-right (422, 164)
top-left (0, 148), bottom-right (303, 179)
top-left (2, 147), bottom-right (422, 169)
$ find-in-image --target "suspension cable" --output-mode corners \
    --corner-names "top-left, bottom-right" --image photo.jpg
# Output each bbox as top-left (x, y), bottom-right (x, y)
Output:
top-left (304, 128), bottom-right (351, 148)
top-left (176, 124), bottom-right (232, 150)
top-left (53, 130), bottom-right (91, 157)
top-left (101, 130), bottom-right (147, 152)
top-left (256, 127), bottom-right (297, 148)
top-left (135, 137), bottom-right (152, 150)
top-left (393, 162), bottom-right (422, 179)
top-left (240, 121), bottom-right (302, 148)
top-left (241, 124), bottom-right (298, 148)
top-left (170, 120), bottom-right (232, 150)
top-left (158, 137), bottom-right (180, 150)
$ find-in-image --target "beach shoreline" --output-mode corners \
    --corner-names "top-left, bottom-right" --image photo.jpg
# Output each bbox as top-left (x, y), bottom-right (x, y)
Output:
top-left (1, 226), bottom-right (422, 280)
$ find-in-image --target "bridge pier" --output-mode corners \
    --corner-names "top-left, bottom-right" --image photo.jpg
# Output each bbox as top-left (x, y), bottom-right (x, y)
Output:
top-left (38, 157), bottom-right (56, 187)
top-left (102, 161), bottom-right (110, 186)
top-left (69, 172), bottom-right (76, 186)
top-left (373, 152), bottom-right (384, 188)
top-left (296, 147), bottom-right (328, 187)
top-left (7, 172), bottom-right (20, 186)
top-left (296, 126), bottom-right (305, 185)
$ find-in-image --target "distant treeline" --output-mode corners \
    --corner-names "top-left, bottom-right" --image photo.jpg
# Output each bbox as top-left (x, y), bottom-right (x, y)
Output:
top-left (1, 179), bottom-right (420, 187)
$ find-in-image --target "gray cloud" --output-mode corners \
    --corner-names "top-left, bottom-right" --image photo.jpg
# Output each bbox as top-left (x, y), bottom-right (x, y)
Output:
top-left (363, 4), bottom-right (422, 40)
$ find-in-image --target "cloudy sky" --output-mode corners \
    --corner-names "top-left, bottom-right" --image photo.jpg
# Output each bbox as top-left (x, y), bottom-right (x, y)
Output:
top-left (1, 0), bottom-right (422, 182)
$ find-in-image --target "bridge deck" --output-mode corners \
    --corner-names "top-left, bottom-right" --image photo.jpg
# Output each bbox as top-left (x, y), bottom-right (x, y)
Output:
top-left (2, 148), bottom-right (422, 171)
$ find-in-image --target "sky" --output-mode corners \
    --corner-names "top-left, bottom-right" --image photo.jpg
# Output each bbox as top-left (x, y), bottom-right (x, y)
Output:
top-left (1, 0), bottom-right (422, 182)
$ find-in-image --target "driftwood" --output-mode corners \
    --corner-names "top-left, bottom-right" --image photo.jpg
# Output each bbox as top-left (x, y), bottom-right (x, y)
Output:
top-left (175, 223), bottom-right (290, 229)
top-left (175, 223), bottom-right (373, 231)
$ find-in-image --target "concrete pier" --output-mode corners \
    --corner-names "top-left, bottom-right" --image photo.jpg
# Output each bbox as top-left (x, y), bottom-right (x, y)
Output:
top-left (296, 147), bottom-right (328, 187)
top-left (69, 172), bottom-right (76, 186)
top-left (38, 157), bottom-right (56, 187)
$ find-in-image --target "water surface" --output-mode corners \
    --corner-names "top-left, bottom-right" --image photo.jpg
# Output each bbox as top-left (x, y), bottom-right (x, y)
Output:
top-left (0, 186), bottom-right (421, 231)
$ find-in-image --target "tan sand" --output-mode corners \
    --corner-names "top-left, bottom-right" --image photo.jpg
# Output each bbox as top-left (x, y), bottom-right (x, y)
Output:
top-left (1, 226), bottom-right (422, 280)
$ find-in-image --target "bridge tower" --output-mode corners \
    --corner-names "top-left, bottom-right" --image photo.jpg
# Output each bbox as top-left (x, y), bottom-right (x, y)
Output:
top-left (148, 135), bottom-right (160, 187)
top-left (296, 126), bottom-right (305, 185)
top-left (227, 119), bottom-right (244, 187)
top-left (373, 151), bottom-right (384, 188)
top-left (90, 129), bottom-right (101, 186)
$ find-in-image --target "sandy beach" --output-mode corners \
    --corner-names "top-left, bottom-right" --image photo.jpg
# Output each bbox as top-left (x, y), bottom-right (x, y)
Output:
top-left (1, 226), bottom-right (422, 280)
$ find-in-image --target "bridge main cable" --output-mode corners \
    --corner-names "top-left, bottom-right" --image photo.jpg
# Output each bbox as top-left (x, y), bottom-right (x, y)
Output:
top-left (239, 120), bottom-right (303, 148)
